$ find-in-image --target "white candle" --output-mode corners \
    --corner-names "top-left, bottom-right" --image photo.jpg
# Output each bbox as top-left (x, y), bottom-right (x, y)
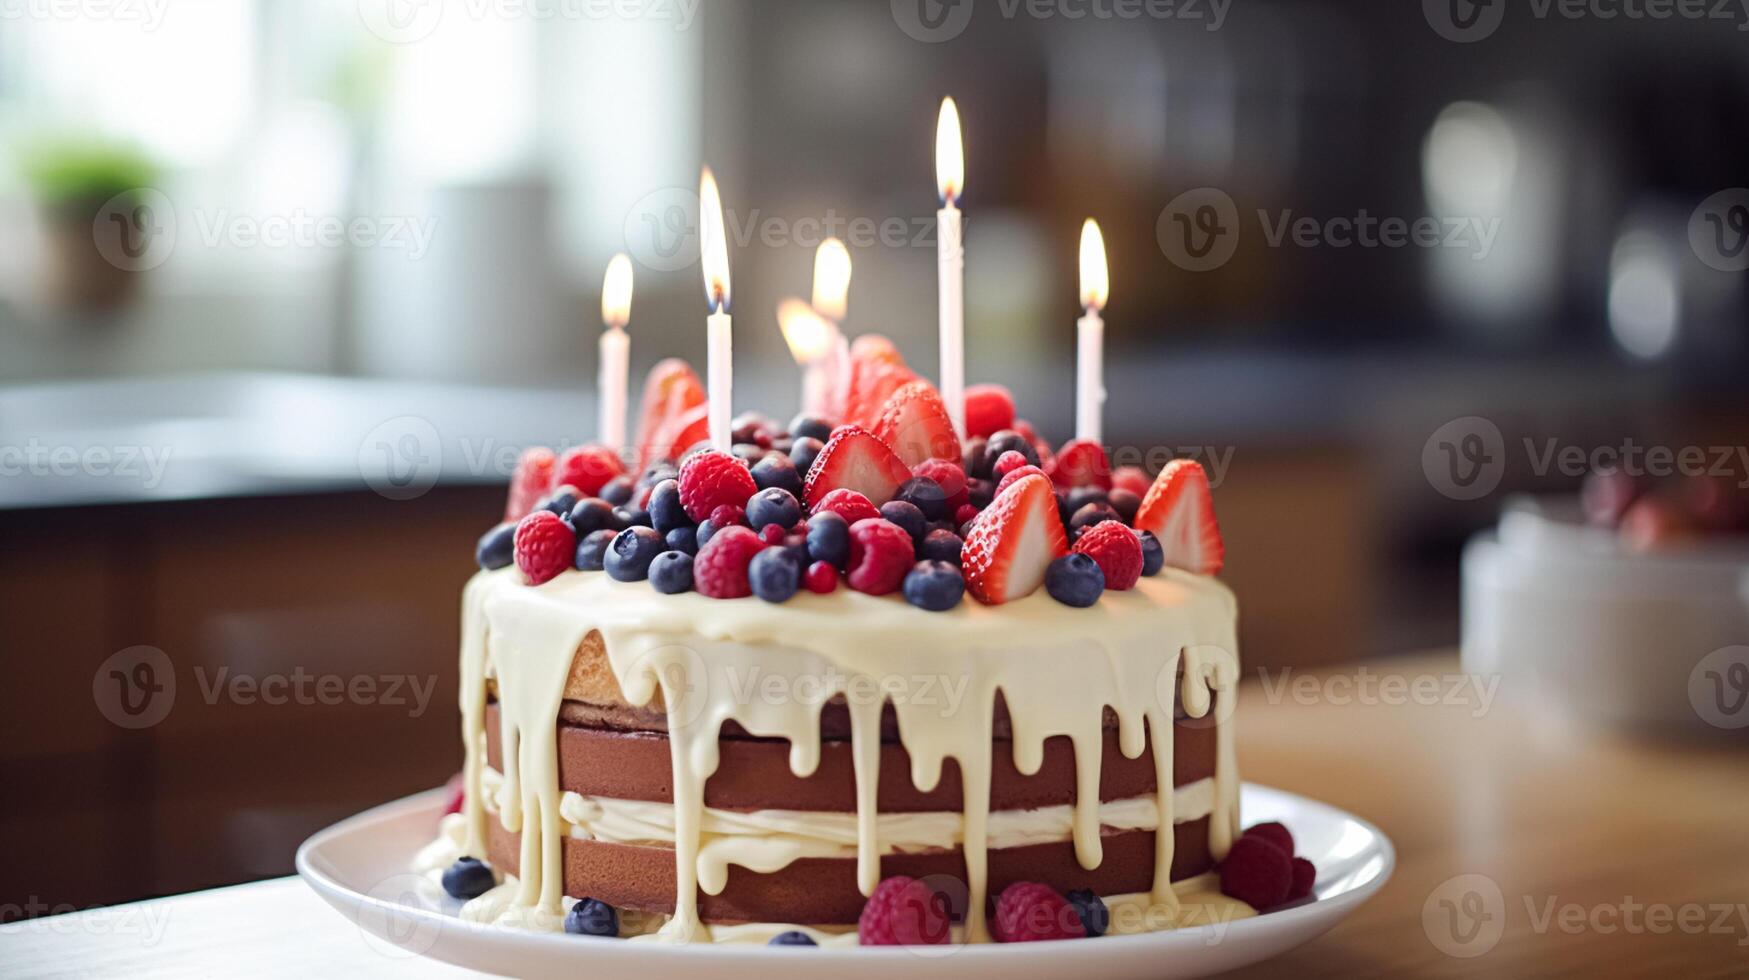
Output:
top-left (777, 298), bottom-right (833, 417)
top-left (1076, 218), bottom-right (1109, 444)
top-left (935, 97), bottom-right (966, 440)
top-left (598, 253), bottom-right (633, 453)
top-left (699, 167), bottom-right (733, 451)
top-left (811, 238), bottom-right (853, 421)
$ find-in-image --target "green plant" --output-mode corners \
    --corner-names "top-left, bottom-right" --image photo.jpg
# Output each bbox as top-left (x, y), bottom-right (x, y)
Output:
top-left (15, 136), bottom-right (157, 205)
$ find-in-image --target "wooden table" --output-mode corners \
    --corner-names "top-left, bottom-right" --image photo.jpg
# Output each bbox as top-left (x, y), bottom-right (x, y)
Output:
top-left (8, 653), bottom-right (1747, 978)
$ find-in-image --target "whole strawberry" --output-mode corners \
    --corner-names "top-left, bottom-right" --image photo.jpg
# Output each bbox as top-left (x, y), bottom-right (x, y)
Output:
top-left (858, 876), bottom-right (952, 946)
top-left (513, 510), bottom-right (575, 585)
top-left (1073, 520), bottom-right (1143, 590)
top-left (991, 882), bottom-right (1086, 942)
top-left (693, 525), bottom-right (764, 599)
top-left (678, 449), bottom-right (758, 523)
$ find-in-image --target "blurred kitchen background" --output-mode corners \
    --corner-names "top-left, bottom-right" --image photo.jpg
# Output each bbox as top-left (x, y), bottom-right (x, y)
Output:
top-left (4, 0), bottom-right (1747, 917)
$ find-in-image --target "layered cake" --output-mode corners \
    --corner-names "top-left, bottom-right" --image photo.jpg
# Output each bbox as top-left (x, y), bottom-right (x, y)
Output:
top-left (416, 357), bottom-right (1315, 945)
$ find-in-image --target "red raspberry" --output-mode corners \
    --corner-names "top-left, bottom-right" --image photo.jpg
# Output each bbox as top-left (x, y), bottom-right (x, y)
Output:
top-left (1073, 520), bottom-right (1143, 591)
top-left (858, 876), bottom-right (952, 946)
top-left (992, 882), bottom-right (1085, 942)
top-left (554, 444), bottom-right (625, 496)
top-left (846, 518), bottom-right (915, 595)
top-left (964, 383), bottom-right (1016, 440)
top-left (813, 488), bottom-right (881, 525)
top-left (995, 464), bottom-right (1048, 497)
top-left (804, 560), bottom-right (839, 594)
top-left (513, 510), bottom-right (575, 586)
top-left (710, 503), bottom-right (747, 528)
top-left (1219, 834), bottom-right (1293, 910)
top-left (678, 450), bottom-right (757, 523)
top-left (1243, 821), bottom-right (1295, 857)
top-left (955, 503), bottom-right (981, 526)
top-left (1111, 465), bottom-right (1151, 498)
top-left (992, 450), bottom-right (1032, 480)
top-left (758, 524), bottom-right (786, 545)
top-left (693, 525), bottom-right (763, 598)
top-left (505, 447), bottom-right (556, 522)
top-left (912, 457), bottom-right (970, 511)
top-left (1289, 857), bottom-right (1316, 900)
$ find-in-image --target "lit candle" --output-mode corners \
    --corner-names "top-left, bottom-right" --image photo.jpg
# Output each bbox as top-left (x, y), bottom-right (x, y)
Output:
top-left (1076, 218), bottom-right (1109, 444)
top-left (935, 97), bottom-right (966, 439)
top-left (777, 298), bottom-right (833, 417)
top-left (598, 253), bottom-right (633, 453)
top-left (699, 166), bottom-right (733, 451)
top-left (811, 237), bottom-right (853, 421)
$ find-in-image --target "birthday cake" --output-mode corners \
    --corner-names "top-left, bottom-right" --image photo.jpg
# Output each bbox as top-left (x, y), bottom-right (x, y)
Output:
top-left (413, 349), bottom-right (1318, 946)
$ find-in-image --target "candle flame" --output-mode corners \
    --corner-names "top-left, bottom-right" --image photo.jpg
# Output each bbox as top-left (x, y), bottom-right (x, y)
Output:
top-left (1079, 218), bottom-right (1109, 312)
top-left (935, 97), bottom-right (964, 205)
top-left (700, 166), bottom-right (731, 312)
top-left (812, 238), bottom-right (852, 322)
top-left (777, 298), bottom-right (832, 364)
top-left (602, 253), bottom-right (633, 329)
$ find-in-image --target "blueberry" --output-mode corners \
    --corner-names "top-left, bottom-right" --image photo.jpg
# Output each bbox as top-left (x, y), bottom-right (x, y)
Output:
top-left (1066, 486), bottom-right (1110, 515)
top-left (903, 560), bottom-right (965, 611)
top-left (967, 478), bottom-right (995, 510)
top-left (919, 529), bottom-right (963, 565)
top-left (599, 476), bottom-right (634, 506)
top-left (963, 437), bottom-right (991, 479)
top-left (1135, 529), bottom-right (1165, 576)
top-left (768, 930), bottom-right (818, 946)
top-left (749, 547), bottom-right (801, 602)
top-left (564, 897), bottom-right (619, 937)
top-left (543, 488), bottom-right (581, 519)
top-left (1109, 488), bottom-right (1141, 525)
top-left (880, 500), bottom-right (927, 546)
top-left (788, 414), bottom-right (834, 443)
top-left (649, 479), bottom-right (690, 534)
top-left (695, 518), bottom-right (720, 548)
top-left (732, 412), bottom-right (771, 446)
top-left (985, 430), bottom-right (1040, 470)
top-left (783, 532), bottom-right (811, 568)
top-left (747, 487), bottom-right (802, 532)
top-left (731, 442), bottom-right (765, 464)
top-left (806, 511), bottom-right (851, 568)
top-left (475, 523), bottom-right (515, 570)
top-left (575, 529), bottom-right (616, 571)
top-left (894, 476), bottom-right (949, 520)
top-left (568, 498), bottom-right (617, 536)
top-left (1065, 890), bottom-right (1109, 937)
top-left (637, 463), bottom-right (678, 490)
top-left (751, 454), bottom-right (804, 498)
top-left (441, 857), bottom-right (495, 899)
top-left (681, 439), bottom-right (713, 462)
top-left (614, 505), bottom-right (652, 529)
top-left (605, 527), bottom-right (664, 582)
top-left (789, 436), bottom-right (825, 477)
top-left (1045, 553), bottom-right (1105, 607)
top-left (665, 525), bottom-right (699, 555)
top-left (649, 551), bottom-right (695, 594)
top-left (1071, 502), bottom-right (1122, 531)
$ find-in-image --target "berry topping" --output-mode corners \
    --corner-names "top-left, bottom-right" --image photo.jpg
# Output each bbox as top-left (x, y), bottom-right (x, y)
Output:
top-left (1108, 487), bottom-right (1142, 525)
top-left (1073, 520), bottom-right (1143, 590)
top-left (441, 857), bottom-right (496, 900)
top-left (879, 499), bottom-right (928, 545)
top-left (962, 473), bottom-right (1070, 605)
top-left (1289, 857), bottom-right (1317, 900)
top-left (894, 475), bottom-right (950, 521)
top-left (964, 383), bottom-right (1016, 439)
top-left (803, 425), bottom-right (913, 509)
top-left (693, 525), bottom-right (764, 599)
top-left (604, 527), bottom-right (664, 582)
top-left (919, 528), bottom-right (964, 564)
top-left (1045, 552), bottom-right (1105, 607)
top-left (1219, 834), bottom-right (1293, 910)
top-left (476, 523), bottom-right (516, 570)
top-left (598, 475), bottom-right (635, 506)
top-left (812, 488), bottom-right (882, 526)
top-left (1135, 529), bottom-right (1165, 576)
top-left (709, 503), bottom-right (747, 528)
top-left (846, 518), bottom-right (916, 595)
top-left (1064, 889), bottom-right (1109, 938)
top-left (844, 359), bottom-right (918, 430)
top-left (747, 487), bottom-right (803, 532)
top-left (1111, 465), bottom-right (1151, 498)
top-left (758, 523), bottom-right (786, 545)
top-left (789, 436), bottom-right (825, 477)
top-left (804, 560), bottom-right (839, 594)
top-left (513, 511), bottom-right (576, 586)
top-left (991, 882), bottom-right (1086, 943)
top-left (1134, 460), bottom-right (1225, 575)
top-left (664, 526), bottom-right (698, 555)
top-left (954, 503), bottom-right (981, 526)
top-left (442, 774), bottom-right (465, 815)
top-left (985, 430), bottom-right (1041, 471)
top-left (678, 450), bottom-right (758, 523)
top-left (912, 457), bottom-right (970, 509)
top-left (805, 510), bottom-right (852, 568)
top-left (633, 358), bottom-right (707, 469)
top-left (749, 547), bottom-right (802, 603)
top-left (872, 380), bottom-right (962, 468)
top-left (613, 505), bottom-right (650, 529)
top-left (564, 897), bottom-right (619, 937)
top-left (768, 930), bottom-right (818, 947)
top-left (574, 529), bottom-right (616, 571)
top-left (751, 452), bottom-right (804, 498)
top-left (555, 445), bottom-right (626, 496)
top-left (694, 519), bottom-right (722, 549)
top-left (858, 876), bottom-right (952, 946)
top-left (992, 450), bottom-right (1033, 480)
top-left (567, 498), bottom-right (617, 537)
top-left (1243, 821), bottom-right (1295, 857)
top-left (540, 487), bottom-right (582, 519)
top-left (648, 479), bottom-right (690, 534)
top-left (505, 447), bottom-right (557, 523)
top-left (788, 414), bottom-right (834, 443)
top-left (1069, 501), bottom-right (1122, 531)
top-left (1047, 439), bottom-right (1112, 489)
top-left (996, 463), bottom-right (1048, 497)
top-left (649, 551), bottom-right (695, 594)
top-left (903, 560), bottom-right (965, 611)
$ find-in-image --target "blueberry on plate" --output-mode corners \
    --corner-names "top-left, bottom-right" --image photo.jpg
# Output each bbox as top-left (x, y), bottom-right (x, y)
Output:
top-left (649, 551), bottom-right (695, 594)
top-left (919, 528), bottom-right (963, 565)
top-left (575, 529), bottom-right (617, 571)
top-left (768, 930), bottom-right (818, 947)
top-left (903, 560), bottom-right (965, 612)
top-left (1065, 889), bottom-right (1109, 937)
top-left (567, 498), bottom-right (617, 537)
top-left (805, 510), bottom-right (851, 568)
top-left (1135, 529), bottom-right (1165, 576)
top-left (441, 857), bottom-right (495, 899)
top-left (1045, 553), bottom-right (1105, 607)
top-left (605, 527), bottom-right (664, 582)
top-left (648, 479), bottom-right (691, 534)
top-left (747, 487), bottom-right (802, 532)
top-left (880, 500), bottom-right (928, 546)
top-left (751, 454), bottom-right (804, 498)
top-left (749, 547), bottom-right (801, 603)
top-left (564, 897), bottom-right (619, 937)
top-left (789, 436), bottom-right (825, 477)
top-left (788, 414), bottom-right (834, 443)
top-left (665, 525), bottom-right (699, 556)
top-left (475, 523), bottom-right (516, 570)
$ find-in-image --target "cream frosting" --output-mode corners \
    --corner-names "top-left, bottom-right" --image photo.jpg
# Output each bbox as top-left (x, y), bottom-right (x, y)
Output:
top-left (443, 565), bottom-right (1241, 944)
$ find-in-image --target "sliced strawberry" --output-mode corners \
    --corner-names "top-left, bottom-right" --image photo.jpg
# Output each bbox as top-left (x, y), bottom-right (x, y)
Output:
top-left (633, 359), bottom-right (707, 468)
top-left (555, 444), bottom-right (626, 496)
top-left (1134, 460), bottom-right (1225, 575)
top-left (845, 360), bottom-right (918, 430)
top-left (648, 403), bottom-right (711, 467)
top-left (962, 473), bottom-right (1069, 605)
top-left (802, 425), bottom-right (913, 509)
top-left (872, 380), bottom-right (962, 468)
top-left (1047, 439), bottom-right (1112, 490)
top-left (849, 333), bottom-right (907, 367)
top-left (505, 447), bottom-right (556, 522)
top-left (964, 384), bottom-right (1016, 440)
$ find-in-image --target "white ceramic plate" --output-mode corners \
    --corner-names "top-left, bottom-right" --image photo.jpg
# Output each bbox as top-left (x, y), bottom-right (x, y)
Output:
top-left (297, 784), bottom-right (1392, 980)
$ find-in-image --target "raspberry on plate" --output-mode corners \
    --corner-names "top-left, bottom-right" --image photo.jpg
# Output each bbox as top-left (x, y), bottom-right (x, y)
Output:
top-left (693, 525), bottom-right (764, 599)
top-left (857, 876), bottom-right (952, 946)
top-left (1073, 520), bottom-right (1143, 591)
top-left (991, 882), bottom-right (1086, 942)
top-left (1243, 821), bottom-right (1295, 857)
top-left (513, 510), bottom-right (575, 586)
top-left (678, 449), bottom-right (758, 524)
top-left (845, 518), bottom-right (915, 595)
top-left (1219, 834), bottom-right (1293, 910)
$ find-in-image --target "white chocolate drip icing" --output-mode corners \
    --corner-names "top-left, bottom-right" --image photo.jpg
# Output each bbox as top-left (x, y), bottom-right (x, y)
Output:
top-left (444, 567), bottom-right (1239, 943)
